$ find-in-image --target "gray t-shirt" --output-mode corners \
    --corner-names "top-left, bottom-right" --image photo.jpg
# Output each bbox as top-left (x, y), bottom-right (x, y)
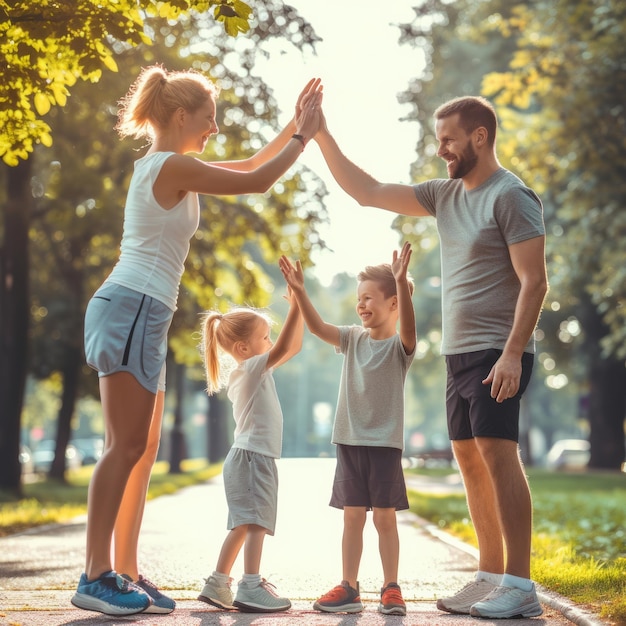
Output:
top-left (413, 168), bottom-right (545, 355)
top-left (332, 325), bottom-right (415, 450)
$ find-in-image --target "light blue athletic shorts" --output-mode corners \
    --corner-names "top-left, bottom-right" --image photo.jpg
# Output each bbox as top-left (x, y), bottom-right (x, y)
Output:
top-left (222, 447), bottom-right (278, 535)
top-left (84, 282), bottom-right (173, 394)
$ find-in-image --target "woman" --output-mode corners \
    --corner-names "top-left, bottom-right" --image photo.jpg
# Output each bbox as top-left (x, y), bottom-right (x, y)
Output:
top-left (71, 65), bottom-right (321, 616)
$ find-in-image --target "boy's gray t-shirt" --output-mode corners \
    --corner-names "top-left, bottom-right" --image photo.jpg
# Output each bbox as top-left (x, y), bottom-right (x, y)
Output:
top-left (332, 325), bottom-right (415, 450)
top-left (413, 168), bottom-right (545, 355)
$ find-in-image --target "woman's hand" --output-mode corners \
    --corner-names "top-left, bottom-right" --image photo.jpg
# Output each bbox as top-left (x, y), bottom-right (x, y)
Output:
top-left (294, 81), bottom-right (323, 143)
top-left (295, 78), bottom-right (321, 120)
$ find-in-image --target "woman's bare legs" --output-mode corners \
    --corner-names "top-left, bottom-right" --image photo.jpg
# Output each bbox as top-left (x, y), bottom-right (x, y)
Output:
top-left (85, 372), bottom-right (156, 580)
top-left (113, 390), bottom-right (165, 579)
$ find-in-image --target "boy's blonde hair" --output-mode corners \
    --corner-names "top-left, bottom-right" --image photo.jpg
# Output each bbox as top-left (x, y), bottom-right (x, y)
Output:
top-left (358, 263), bottom-right (415, 299)
top-left (115, 65), bottom-right (219, 141)
top-left (200, 308), bottom-right (273, 395)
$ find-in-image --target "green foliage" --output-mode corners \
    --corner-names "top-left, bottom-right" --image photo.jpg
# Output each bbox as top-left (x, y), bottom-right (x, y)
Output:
top-left (0, 459), bottom-right (222, 536)
top-left (0, 0), bottom-right (252, 165)
top-left (479, 0), bottom-right (626, 360)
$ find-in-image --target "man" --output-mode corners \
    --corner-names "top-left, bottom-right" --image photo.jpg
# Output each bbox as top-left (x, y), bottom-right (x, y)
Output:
top-left (312, 95), bottom-right (548, 619)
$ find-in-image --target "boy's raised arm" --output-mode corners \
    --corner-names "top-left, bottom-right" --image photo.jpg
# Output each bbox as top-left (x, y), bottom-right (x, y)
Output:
top-left (392, 242), bottom-right (417, 355)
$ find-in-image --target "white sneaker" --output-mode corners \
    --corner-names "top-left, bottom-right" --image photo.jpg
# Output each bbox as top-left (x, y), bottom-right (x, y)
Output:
top-left (436, 579), bottom-right (496, 614)
top-left (234, 578), bottom-right (291, 613)
top-left (470, 584), bottom-right (543, 618)
top-left (198, 575), bottom-right (235, 610)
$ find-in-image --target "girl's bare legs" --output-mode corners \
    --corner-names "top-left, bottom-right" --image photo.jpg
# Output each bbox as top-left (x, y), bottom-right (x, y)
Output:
top-left (372, 507), bottom-right (400, 587)
top-left (215, 526), bottom-right (247, 575)
top-left (243, 525), bottom-right (267, 575)
top-left (113, 390), bottom-right (165, 580)
top-left (85, 372), bottom-right (157, 580)
top-left (342, 506), bottom-right (367, 589)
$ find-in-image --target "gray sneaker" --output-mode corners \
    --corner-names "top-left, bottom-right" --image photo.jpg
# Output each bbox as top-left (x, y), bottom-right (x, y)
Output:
top-left (436, 579), bottom-right (497, 614)
top-left (470, 584), bottom-right (543, 618)
top-left (234, 578), bottom-right (291, 613)
top-left (198, 575), bottom-right (235, 610)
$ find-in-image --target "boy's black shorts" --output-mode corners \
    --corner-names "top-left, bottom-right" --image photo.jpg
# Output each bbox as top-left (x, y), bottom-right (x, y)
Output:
top-left (329, 444), bottom-right (409, 511)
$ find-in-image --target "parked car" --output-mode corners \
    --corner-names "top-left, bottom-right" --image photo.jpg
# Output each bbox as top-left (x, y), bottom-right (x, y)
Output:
top-left (31, 440), bottom-right (83, 473)
top-left (19, 445), bottom-right (34, 475)
top-left (545, 438), bottom-right (590, 470)
top-left (71, 437), bottom-right (104, 466)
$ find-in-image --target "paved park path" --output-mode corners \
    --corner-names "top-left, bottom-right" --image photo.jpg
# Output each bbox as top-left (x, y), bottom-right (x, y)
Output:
top-left (0, 458), bottom-right (607, 626)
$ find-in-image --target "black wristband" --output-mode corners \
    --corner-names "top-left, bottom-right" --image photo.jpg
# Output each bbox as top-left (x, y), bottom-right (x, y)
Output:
top-left (291, 134), bottom-right (306, 149)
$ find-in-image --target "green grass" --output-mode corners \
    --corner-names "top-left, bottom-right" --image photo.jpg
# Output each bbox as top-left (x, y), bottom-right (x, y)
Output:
top-left (0, 458), bottom-right (222, 536)
top-left (407, 467), bottom-right (626, 626)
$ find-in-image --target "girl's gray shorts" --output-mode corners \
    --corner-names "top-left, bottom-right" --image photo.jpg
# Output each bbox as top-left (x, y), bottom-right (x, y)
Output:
top-left (222, 447), bottom-right (278, 535)
top-left (84, 282), bottom-right (173, 394)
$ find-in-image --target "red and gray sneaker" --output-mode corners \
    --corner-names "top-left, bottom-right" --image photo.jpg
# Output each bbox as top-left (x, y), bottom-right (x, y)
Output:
top-left (379, 582), bottom-right (406, 615)
top-left (313, 580), bottom-right (363, 613)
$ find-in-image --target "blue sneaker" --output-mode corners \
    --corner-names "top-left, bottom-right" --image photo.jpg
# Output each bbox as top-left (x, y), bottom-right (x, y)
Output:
top-left (125, 574), bottom-right (176, 614)
top-left (71, 570), bottom-right (152, 615)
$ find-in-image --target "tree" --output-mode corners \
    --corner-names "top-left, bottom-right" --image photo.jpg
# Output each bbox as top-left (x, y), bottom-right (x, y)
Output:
top-left (397, 0), bottom-right (626, 469)
top-left (0, 0), bottom-right (253, 166)
top-left (0, 0), bottom-right (326, 492)
top-left (478, 0), bottom-right (626, 468)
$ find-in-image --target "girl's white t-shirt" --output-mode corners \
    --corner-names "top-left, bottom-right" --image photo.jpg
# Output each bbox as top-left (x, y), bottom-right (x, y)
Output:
top-left (227, 352), bottom-right (283, 459)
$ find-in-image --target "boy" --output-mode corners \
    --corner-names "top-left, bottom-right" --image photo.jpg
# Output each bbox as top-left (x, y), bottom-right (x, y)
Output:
top-left (278, 242), bottom-right (416, 615)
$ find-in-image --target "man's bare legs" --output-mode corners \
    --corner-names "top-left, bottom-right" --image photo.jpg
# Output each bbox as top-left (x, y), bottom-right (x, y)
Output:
top-left (453, 437), bottom-right (532, 578)
top-left (85, 372), bottom-right (156, 580)
top-left (475, 437), bottom-right (532, 578)
top-left (113, 390), bottom-right (165, 579)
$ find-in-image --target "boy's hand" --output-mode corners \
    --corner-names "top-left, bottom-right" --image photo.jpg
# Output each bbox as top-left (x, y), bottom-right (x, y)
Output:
top-left (392, 241), bottom-right (412, 280)
top-left (279, 255), bottom-right (305, 291)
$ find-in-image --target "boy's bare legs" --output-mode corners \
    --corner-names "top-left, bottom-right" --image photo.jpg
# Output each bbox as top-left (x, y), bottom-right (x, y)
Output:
top-left (372, 507), bottom-right (400, 586)
top-left (342, 506), bottom-right (366, 588)
top-left (85, 372), bottom-right (156, 580)
top-left (113, 390), bottom-right (165, 579)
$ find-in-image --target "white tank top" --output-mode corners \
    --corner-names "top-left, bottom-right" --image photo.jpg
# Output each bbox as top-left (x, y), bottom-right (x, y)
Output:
top-left (106, 152), bottom-right (200, 311)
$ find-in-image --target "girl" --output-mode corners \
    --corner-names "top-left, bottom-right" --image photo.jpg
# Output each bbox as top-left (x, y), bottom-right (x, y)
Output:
top-left (72, 65), bottom-right (321, 616)
top-left (197, 287), bottom-right (302, 612)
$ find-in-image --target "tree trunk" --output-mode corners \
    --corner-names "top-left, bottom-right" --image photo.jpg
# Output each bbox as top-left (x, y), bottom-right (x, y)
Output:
top-left (207, 395), bottom-right (230, 464)
top-left (0, 160), bottom-right (32, 494)
top-left (581, 296), bottom-right (626, 470)
top-left (49, 345), bottom-right (82, 481)
top-left (169, 361), bottom-right (187, 473)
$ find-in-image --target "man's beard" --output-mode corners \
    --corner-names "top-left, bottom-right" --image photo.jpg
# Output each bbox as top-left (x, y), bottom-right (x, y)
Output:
top-left (449, 143), bottom-right (478, 179)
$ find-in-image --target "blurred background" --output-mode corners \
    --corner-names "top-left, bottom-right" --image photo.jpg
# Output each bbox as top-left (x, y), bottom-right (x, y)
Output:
top-left (2, 0), bottom-right (625, 489)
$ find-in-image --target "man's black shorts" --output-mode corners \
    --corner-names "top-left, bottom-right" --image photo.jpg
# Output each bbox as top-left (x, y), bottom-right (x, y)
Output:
top-left (446, 349), bottom-right (534, 442)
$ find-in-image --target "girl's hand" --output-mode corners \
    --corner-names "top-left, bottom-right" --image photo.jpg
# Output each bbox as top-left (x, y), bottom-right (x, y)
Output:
top-left (392, 241), bottom-right (412, 281)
